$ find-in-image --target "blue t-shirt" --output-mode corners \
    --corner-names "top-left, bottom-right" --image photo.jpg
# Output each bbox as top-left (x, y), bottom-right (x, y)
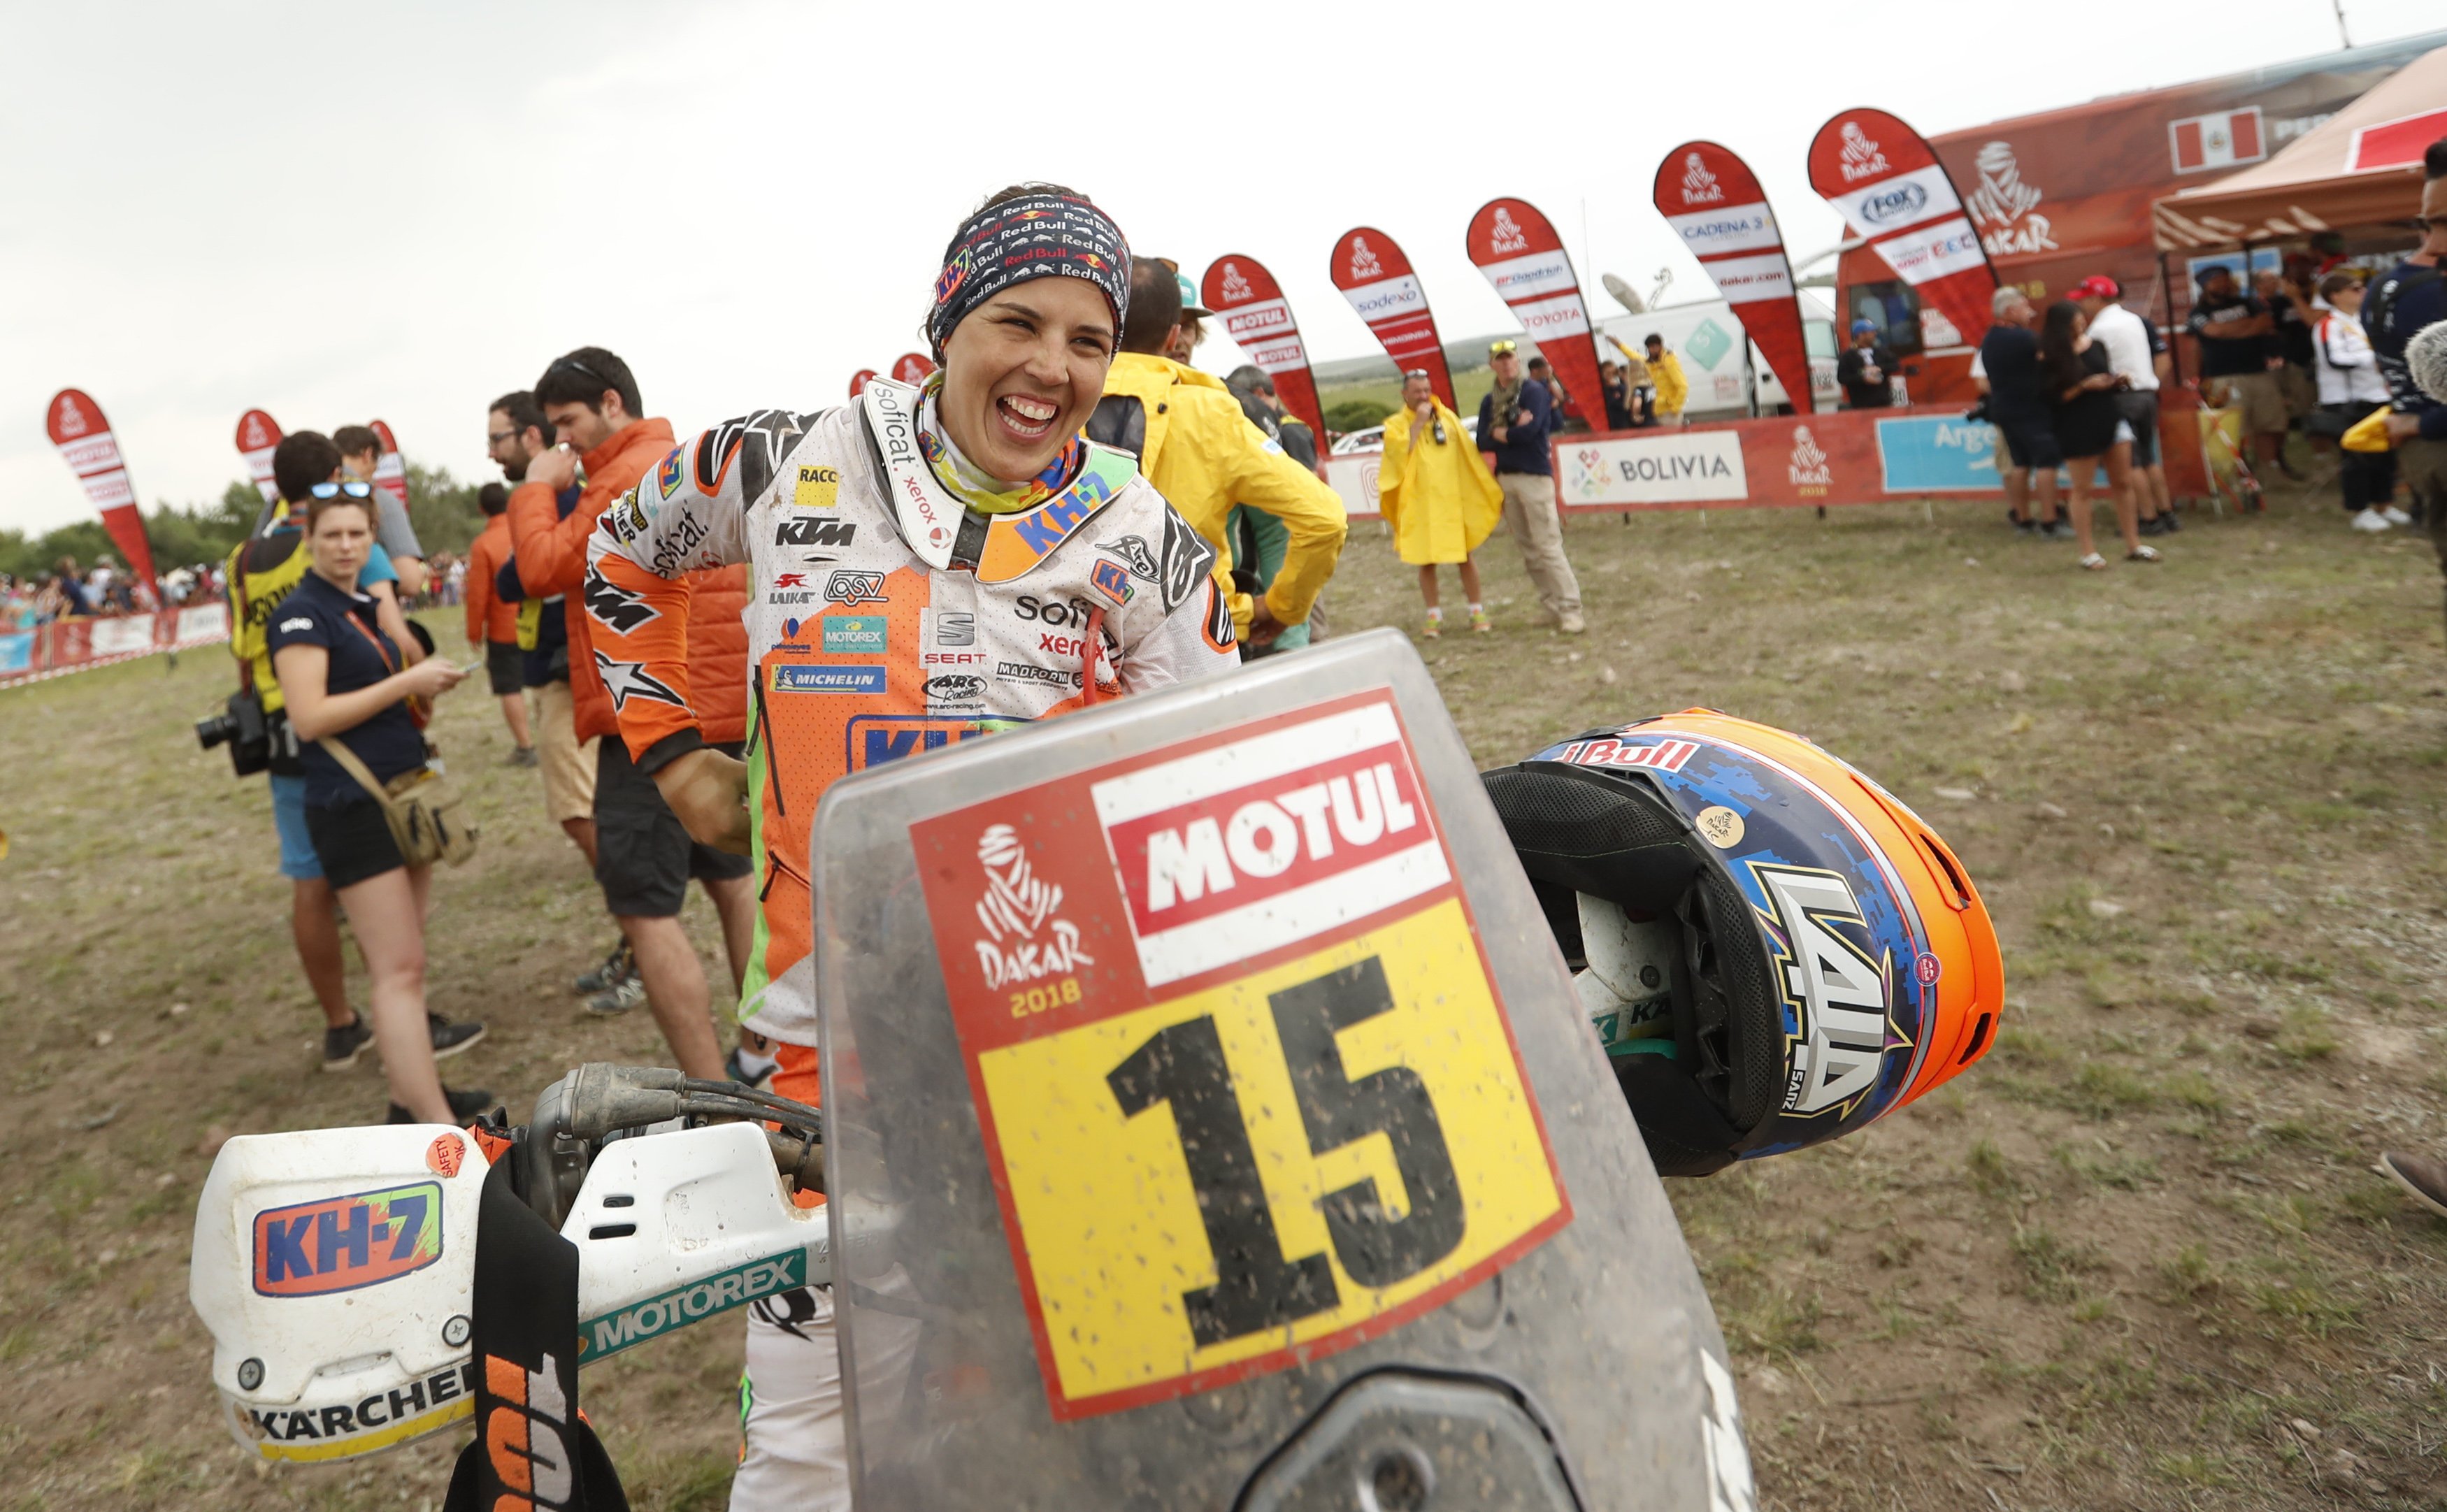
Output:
top-left (1477, 377), bottom-right (1555, 477)
top-left (266, 570), bottom-right (426, 808)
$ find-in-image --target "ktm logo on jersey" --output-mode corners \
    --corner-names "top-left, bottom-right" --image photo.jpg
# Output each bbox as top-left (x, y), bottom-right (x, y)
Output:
top-left (776, 518), bottom-right (854, 547)
top-left (582, 571), bottom-right (659, 634)
top-left (847, 714), bottom-right (1016, 771)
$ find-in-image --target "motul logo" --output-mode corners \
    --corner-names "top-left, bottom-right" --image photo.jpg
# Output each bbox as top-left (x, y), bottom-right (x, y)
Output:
top-left (1091, 701), bottom-right (1450, 987)
top-left (1348, 236), bottom-right (1384, 281)
top-left (482, 1353), bottom-right (578, 1511)
top-left (1681, 152), bottom-right (1723, 204)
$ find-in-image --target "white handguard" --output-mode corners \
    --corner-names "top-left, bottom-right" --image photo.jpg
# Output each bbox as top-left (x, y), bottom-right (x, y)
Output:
top-left (190, 1118), bottom-right (828, 1464)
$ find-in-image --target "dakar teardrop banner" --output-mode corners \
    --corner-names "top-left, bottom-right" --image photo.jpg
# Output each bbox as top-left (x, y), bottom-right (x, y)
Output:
top-left (1807, 108), bottom-right (1999, 351)
top-left (236, 409), bottom-right (284, 507)
top-left (848, 369), bottom-right (877, 399)
top-left (1464, 199), bottom-right (1606, 431)
top-left (892, 353), bottom-right (938, 385)
top-left (1653, 143), bottom-right (1815, 415)
top-left (369, 419), bottom-right (411, 517)
top-left (1329, 227), bottom-right (1455, 411)
top-left (1200, 254), bottom-right (1326, 440)
top-left (45, 389), bottom-right (157, 584)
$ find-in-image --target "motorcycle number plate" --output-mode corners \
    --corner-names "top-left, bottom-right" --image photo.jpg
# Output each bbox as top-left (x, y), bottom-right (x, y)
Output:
top-left (911, 690), bottom-right (1570, 1420)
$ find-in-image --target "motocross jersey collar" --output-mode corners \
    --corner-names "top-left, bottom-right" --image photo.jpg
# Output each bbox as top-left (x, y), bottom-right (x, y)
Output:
top-left (858, 377), bottom-right (1133, 585)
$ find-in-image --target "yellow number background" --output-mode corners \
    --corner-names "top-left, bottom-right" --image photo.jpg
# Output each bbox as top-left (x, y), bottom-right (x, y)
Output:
top-left (975, 895), bottom-right (1565, 1411)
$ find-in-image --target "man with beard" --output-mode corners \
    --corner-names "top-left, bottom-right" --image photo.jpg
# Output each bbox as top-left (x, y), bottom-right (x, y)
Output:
top-left (1477, 339), bottom-right (1584, 633)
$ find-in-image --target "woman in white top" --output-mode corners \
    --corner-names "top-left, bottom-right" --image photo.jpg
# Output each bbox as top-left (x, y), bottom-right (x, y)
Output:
top-left (2313, 271), bottom-right (2405, 531)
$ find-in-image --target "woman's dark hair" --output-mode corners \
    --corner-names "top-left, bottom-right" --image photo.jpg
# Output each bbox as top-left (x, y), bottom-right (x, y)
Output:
top-left (273, 431), bottom-right (343, 503)
top-left (2039, 300), bottom-right (2086, 392)
top-left (303, 491), bottom-right (372, 535)
top-left (534, 347), bottom-right (640, 418)
top-left (479, 482), bottom-right (508, 517)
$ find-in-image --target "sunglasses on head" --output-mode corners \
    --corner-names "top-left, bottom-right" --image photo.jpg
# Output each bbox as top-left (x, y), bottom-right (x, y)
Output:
top-left (1403, 368), bottom-right (1430, 380)
top-left (310, 480), bottom-right (374, 500)
top-left (1489, 340), bottom-right (1519, 356)
top-left (548, 356), bottom-right (609, 387)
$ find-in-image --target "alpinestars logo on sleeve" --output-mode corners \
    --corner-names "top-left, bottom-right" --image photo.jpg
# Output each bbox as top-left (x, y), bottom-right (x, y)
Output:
top-left (1155, 510), bottom-right (1214, 612)
top-left (593, 649), bottom-right (685, 713)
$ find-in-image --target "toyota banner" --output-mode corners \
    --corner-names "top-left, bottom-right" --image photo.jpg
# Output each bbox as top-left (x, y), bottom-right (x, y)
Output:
top-left (1463, 198), bottom-right (1606, 431)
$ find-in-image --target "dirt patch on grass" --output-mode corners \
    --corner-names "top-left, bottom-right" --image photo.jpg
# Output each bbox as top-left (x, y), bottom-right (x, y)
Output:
top-left (5, 484), bottom-right (2446, 1508)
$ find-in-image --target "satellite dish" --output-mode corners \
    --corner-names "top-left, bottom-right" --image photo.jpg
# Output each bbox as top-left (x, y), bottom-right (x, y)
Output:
top-left (1602, 273), bottom-right (1644, 315)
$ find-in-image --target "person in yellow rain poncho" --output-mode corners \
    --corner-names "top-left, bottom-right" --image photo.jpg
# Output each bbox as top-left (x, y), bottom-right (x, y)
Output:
top-left (1095, 257), bottom-right (1347, 651)
top-left (1380, 368), bottom-right (1502, 638)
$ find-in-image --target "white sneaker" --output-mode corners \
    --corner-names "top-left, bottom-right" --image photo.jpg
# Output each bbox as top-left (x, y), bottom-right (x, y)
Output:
top-left (2351, 507), bottom-right (2392, 533)
top-left (2383, 506), bottom-right (2414, 526)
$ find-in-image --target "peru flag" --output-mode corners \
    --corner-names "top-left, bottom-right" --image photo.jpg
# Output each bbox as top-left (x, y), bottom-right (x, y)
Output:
top-left (2169, 108), bottom-right (2265, 174)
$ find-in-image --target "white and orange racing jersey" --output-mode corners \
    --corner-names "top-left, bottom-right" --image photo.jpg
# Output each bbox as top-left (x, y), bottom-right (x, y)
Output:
top-left (584, 379), bottom-right (1238, 1043)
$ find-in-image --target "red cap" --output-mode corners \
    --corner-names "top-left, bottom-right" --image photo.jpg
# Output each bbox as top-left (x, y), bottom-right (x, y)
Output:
top-left (2069, 275), bottom-right (2120, 301)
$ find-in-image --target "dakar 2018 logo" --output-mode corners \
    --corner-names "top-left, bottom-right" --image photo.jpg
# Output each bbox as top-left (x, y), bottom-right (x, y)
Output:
top-left (1489, 208), bottom-right (1529, 255)
top-left (1219, 262), bottom-right (1254, 303)
top-left (1838, 122), bottom-right (1889, 182)
top-left (1787, 426), bottom-right (1830, 494)
top-left (1347, 236), bottom-right (1384, 282)
top-left (1680, 152), bottom-right (1723, 205)
top-left (971, 823), bottom-right (1092, 990)
top-left (1965, 141), bottom-right (2057, 257)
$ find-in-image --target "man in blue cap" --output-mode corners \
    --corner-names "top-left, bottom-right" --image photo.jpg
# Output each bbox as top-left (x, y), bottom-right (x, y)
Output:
top-left (1837, 317), bottom-right (1896, 409)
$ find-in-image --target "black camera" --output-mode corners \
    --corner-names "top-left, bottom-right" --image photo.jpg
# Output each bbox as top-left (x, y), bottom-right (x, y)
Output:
top-left (196, 690), bottom-right (271, 777)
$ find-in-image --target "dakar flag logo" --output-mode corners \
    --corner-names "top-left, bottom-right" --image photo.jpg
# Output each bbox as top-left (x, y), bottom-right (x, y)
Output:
top-left (1681, 152), bottom-right (1724, 205)
top-left (1490, 208), bottom-right (1529, 254)
top-left (1839, 122), bottom-right (1890, 182)
top-left (55, 396), bottom-right (89, 437)
top-left (1219, 261), bottom-right (1253, 303)
top-left (1788, 426), bottom-right (1831, 491)
top-left (1348, 236), bottom-right (1384, 281)
top-left (1966, 141), bottom-right (2057, 257)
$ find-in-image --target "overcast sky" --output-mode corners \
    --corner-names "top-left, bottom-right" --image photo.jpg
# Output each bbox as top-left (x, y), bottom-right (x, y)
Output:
top-left (5, 0), bottom-right (2440, 537)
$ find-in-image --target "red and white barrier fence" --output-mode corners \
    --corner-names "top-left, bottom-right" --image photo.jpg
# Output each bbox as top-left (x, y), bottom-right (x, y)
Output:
top-left (0, 603), bottom-right (229, 688)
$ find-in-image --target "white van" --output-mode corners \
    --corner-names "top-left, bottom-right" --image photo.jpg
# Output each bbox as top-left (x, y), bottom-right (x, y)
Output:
top-left (1595, 296), bottom-right (1839, 419)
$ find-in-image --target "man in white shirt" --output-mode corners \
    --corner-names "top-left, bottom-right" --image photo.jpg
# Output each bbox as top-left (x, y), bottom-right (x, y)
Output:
top-left (2072, 277), bottom-right (2177, 535)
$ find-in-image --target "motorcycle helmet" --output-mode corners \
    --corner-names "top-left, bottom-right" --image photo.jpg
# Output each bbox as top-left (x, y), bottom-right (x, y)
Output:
top-left (1481, 710), bottom-right (2002, 1176)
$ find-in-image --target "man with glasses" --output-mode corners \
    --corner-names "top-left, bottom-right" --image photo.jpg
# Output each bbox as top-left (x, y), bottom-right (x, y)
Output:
top-left (2367, 145), bottom-right (2447, 629)
top-left (1477, 339), bottom-right (1586, 633)
top-left (508, 348), bottom-right (757, 1075)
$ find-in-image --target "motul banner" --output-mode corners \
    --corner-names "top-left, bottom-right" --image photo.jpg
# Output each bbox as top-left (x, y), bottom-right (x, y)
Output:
top-left (892, 353), bottom-right (938, 385)
top-left (236, 409), bottom-right (283, 507)
top-left (45, 389), bottom-right (157, 584)
top-left (1464, 199), bottom-right (1605, 431)
top-left (849, 369), bottom-right (877, 398)
top-left (1808, 108), bottom-right (1999, 351)
top-left (1330, 227), bottom-right (1455, 411)
top-left (1654, 143), bottom-right (1814, 415)
top-left (0, 604), bottom-right (229, 689)
top-left (369, 419), bottom-right (410, 517)
top-left (1200, 254), bottom-right (1326, 441)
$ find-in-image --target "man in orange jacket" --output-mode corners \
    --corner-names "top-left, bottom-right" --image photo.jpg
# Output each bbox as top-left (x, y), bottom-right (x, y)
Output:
top-left (460, 484), bottom-right (534, 763)
top-left (510, 346), bottom-right (755, 1078)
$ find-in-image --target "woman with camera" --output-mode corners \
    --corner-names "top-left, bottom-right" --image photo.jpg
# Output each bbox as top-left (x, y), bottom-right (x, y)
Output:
top-left (2043, 299), bottom-right (2156, 570)
top-left (270, 483), bottom-right (492, 1125)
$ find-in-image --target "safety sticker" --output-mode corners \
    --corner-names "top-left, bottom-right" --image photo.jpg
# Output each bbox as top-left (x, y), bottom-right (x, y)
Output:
top-left (911, 691), bottom-right (1570, 1419)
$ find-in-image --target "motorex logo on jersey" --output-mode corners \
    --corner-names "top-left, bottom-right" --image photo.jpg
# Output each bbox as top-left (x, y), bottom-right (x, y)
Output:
top-left (821, 616), bottom-right (887, 654)
top-left (773, 665), bottom-right (886, 696)
top-left (577, 1248), bottom-right (807, 1360)
top-left (252, 1181), bottom-right (443, 1297)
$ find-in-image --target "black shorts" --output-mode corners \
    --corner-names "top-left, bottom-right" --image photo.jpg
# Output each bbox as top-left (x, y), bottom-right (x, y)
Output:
top-left (2114, 391), bottom-right (2161, 467)
top-left (1996, 415), bottom-right (2064, 472)
top-left (485, 641), bottom-right (524, 697)
top-left (306, 798), bottom-right (407, 890)
top-left (594, 738), bottom-right (753, 918)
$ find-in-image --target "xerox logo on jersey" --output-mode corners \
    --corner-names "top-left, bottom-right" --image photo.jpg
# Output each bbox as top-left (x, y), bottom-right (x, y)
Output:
top-left (777, 517), bottom-right (854, 548)
top-left (582, 570), bottom-right (658, 633)
top-left (252, 1181), bottom-right (443, 1297)
top-left (825, 570), bottom-right (888, 607)
top-left (1552, 735), bottom-right (1698, 774)
top-left (773, 665), bottom-right (886, 696)
top-left (1091, 699), bottom-right (1447, 988)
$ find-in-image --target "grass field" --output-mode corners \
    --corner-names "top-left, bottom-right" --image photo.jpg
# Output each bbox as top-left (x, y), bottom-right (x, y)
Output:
top-left (6, 478), bottom-right (2447, 1509)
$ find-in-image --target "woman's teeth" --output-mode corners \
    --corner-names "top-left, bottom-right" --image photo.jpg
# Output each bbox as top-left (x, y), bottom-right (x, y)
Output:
top-left (998, 395), bottom-right (1056, 435)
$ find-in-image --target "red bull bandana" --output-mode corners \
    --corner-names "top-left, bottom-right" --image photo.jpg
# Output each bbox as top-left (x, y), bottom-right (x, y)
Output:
top-left (928, 191), bottom-right (1131, 359)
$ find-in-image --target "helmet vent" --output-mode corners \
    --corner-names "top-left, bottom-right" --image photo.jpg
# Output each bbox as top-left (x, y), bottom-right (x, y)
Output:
top-left (1956, 1011), bottom-right (1993, 1065)
top-left (1916, 830), bottom-right (1974, 912)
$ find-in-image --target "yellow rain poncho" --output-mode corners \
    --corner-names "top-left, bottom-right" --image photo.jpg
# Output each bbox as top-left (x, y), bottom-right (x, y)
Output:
top-left (1379, 400), bottom-right (1502, 566)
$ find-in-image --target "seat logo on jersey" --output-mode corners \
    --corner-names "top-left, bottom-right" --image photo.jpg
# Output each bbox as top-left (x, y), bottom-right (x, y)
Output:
top-left (1751, 862), bottom-right (1904, 1118)
top-left (776, 517), bottom-right (854, 547)
top-left (253, 1181), bottom-right (442, 1297)
top-left (582, 570), bottom-right (659, 634)
top-left (927, 609), bottom-right (974, 647)
top-left (773, 665), bottom-right (886, 696)
top-left (825, 570), bottom-right (888, 607)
